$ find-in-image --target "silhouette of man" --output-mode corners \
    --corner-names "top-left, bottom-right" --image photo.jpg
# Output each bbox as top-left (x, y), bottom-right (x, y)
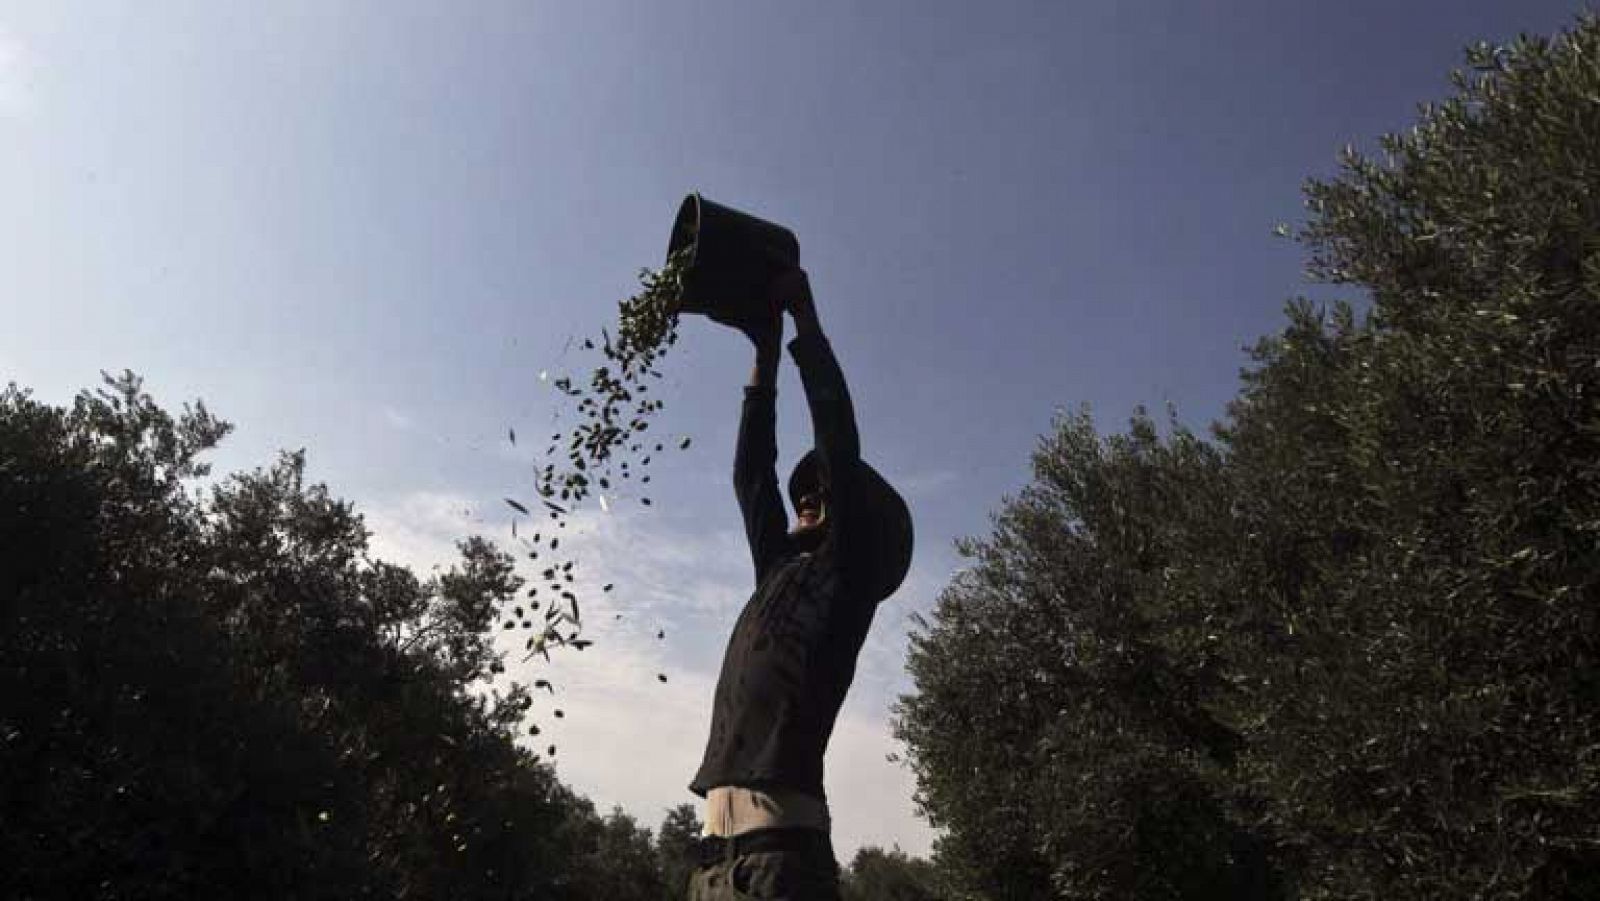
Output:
top-left (687, 268), bottom-right (913, 900)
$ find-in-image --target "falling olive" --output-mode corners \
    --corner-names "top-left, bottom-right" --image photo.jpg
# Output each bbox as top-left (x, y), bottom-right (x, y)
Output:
top-left (508, 247), bottom-right (694, 666)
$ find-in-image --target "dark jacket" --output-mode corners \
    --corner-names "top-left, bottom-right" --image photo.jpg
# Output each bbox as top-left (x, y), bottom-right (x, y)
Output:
top-left (688, 331), bottom-right (877, 801)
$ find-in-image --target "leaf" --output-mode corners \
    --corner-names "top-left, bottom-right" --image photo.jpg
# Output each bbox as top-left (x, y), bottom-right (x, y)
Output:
top-left (657, 674), bottom-right (668, 683)
top-left (534, 680), bottom-right (553, 693)
top-left (505, 498), bottom-right (530, 515)
top-left (509, 427), bottom-right (517, 445)
top-left (679, 436), bottom-right (692, 450)
top-left (572, 639), bottom-right (593, 650)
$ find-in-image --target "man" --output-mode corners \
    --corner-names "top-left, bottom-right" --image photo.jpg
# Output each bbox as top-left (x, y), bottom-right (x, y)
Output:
top-left (687, 268), bottom-right (914, 900)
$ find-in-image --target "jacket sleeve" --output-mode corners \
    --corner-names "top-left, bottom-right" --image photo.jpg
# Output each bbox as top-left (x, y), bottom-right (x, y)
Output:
top-left (787, 332), bottom-right (869, 592)
top-left (733, 384), bottom-right (790, 584)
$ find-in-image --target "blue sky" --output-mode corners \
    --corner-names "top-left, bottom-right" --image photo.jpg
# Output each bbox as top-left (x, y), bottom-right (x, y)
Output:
top-left (1, 0), bottom-right (1588, 861)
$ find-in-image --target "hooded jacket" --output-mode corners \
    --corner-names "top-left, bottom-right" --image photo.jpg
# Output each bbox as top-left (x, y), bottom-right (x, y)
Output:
top-left (688, 331), bottom-right (876, 801)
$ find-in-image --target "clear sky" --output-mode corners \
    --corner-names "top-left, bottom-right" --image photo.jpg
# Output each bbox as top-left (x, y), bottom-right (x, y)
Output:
top-left (1, 0), bottom-right (1589, 861)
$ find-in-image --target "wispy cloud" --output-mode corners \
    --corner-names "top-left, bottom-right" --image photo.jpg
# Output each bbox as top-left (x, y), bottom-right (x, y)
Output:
top-left (362, 490), bottom-right (477, 572)
top-left (0, 25), bottom-right (37, 117)
top-left (362, 489), bottom-right (750, 625)
top-left (895, 467), bottom-right (959, 499)
top-left (380, 405), bottom-right (416, 431)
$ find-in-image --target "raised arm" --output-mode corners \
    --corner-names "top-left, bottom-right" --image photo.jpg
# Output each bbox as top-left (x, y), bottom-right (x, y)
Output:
top-left (733, 302), bottom-right (789, 584)
top-left (783, 272), bottom-right (860, 470)
top-left (775, 270), bottom-right (868, 585)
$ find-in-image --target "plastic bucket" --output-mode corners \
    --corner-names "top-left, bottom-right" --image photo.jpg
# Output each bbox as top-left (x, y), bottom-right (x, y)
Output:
top-left (666, 193), bottom-right (800, 332)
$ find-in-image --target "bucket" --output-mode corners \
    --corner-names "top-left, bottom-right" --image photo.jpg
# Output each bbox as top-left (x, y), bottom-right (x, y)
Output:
top-left (666, 193), bottom-right (800, 332)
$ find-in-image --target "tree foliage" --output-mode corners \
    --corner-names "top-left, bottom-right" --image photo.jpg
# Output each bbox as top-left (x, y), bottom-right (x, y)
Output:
top-left (562, 804), bottom-right (670, 901)
top-left (896, 17), bottom-right (1600, 901)
top-left (658, 802), bottom-right (706, 901)
top-left (0, 372), bottom-right (688, 898)
top-left (842, 845), bottom-right (948, 901)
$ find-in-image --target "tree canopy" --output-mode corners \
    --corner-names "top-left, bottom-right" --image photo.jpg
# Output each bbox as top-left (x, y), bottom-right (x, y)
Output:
top-left (896, 17), bottom-right (1600, 901)
top-left (0, 372), bottom-right (705, 898)
top-left (842, 845), bottom-right (949, 901)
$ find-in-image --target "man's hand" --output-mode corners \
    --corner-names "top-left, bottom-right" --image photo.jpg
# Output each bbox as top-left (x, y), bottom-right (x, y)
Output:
top-left (739, 288), bottom-right (784, 351)
top-left (769, 268), bottom-right (820, 337)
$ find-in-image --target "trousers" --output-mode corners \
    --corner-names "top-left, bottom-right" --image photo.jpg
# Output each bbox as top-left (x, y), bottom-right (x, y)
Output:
top-left (688, 827), bottom-right (842, 901)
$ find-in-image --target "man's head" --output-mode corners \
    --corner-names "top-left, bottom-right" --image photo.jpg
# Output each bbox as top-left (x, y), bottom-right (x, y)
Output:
top-left (787, 448), bottom-right (916, 601)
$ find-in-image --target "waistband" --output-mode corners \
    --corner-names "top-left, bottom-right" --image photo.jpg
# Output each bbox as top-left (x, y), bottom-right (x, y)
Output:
top-left (693, 827), bottom-right (832, 868)
top-left (704, 785), bottom-right (830, 837)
